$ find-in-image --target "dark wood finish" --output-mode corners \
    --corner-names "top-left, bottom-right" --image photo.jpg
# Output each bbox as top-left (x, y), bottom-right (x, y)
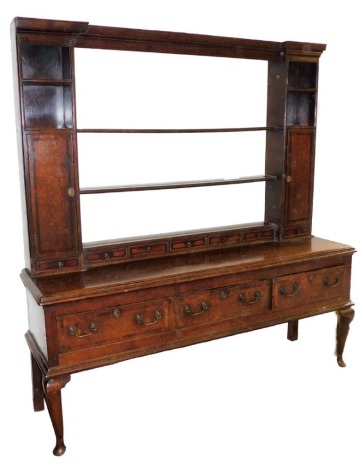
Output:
top-left (336, 307), bottom-right (355, 367)
top-left (77, 126), bottom-right (279, 133)
top-left (43, 375), bottom-right (71, 456)
top-left (287, 320), bottom-right (299, 341)
top-left (20, 237), bottom-right (354, 374)
top-left (30, 352), bottom-right (45, 411)
top-left (80, 175), bottom-right (277, 195)
top-left (284, 129), bottom-right (315, 235)
top-left (26, 134), bottom-right (79, 255)
top-left (12, 17), bottom-right (354, 456)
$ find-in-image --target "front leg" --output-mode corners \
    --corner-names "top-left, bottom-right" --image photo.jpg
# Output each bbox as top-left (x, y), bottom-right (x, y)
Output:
top-left (43, 375), bottom-right (71, 456)
top-left (287, 320), bottom-right (299, 341)
top-left (31, 352), bottom-right (45, 411)
top-left (336, 307), bottom-right (355, 367)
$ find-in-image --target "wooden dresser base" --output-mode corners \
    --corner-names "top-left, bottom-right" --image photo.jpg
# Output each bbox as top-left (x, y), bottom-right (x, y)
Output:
top-left (22, 237), bottom-right (355, 456)
top-left (27, 309), bottom-right (354, 457)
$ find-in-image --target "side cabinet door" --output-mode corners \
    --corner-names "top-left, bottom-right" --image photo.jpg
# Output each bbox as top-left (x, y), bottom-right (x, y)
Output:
top-left (283, 128), bottom-right (315, 238)
top-left (26, 133), bottom-right (81, 273)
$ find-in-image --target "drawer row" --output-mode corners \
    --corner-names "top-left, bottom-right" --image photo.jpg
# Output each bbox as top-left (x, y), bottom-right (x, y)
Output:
top-left (84, 227), bottom-right (275, 265)
top-left (57, 264), bottom-right (349, 354)
top-left (35, 226), bottom-right (275, 274)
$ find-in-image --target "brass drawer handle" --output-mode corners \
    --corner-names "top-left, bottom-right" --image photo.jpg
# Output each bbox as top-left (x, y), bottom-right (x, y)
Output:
top-left (220, 290), bottom-right (227, 300)
top-left (67, 321), bottom-right (98, 338)
top-left (136, 309), bottom-right (163, 326)
top-left (279, 282), bottom-right (300, 297)
top-left (239, 291), bottom-right (261, 304)
top-left (184, 301), bottom-right (208, 317)
top-left (324, 275), bottom-right (341, 288)
top-left (112, 307), bottom-right (121, 318)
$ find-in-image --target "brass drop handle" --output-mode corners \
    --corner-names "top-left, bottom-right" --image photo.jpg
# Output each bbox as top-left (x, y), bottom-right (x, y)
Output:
top-left (324, 275), bottom-right (341, 288)
top-left (112, 307), bottom-right (121, 318)
top-left (67, 321), bottom-right (98, 338)
top-left (239, 291), bottom-right (261, 304)
top-left (184, 301), bottom-right (208, 317)
top-left (136, 309), bottom-right (163, 326)
top-left (279, 282), bottom-right (300, 297)
top-left (220, 290), bottom-right (227, 300)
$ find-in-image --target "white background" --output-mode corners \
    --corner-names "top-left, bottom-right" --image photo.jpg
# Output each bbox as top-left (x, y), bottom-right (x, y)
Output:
top-left (76, 47), bottom-right (268, 240)
top-left (1, 1), bottom-right (359, 469)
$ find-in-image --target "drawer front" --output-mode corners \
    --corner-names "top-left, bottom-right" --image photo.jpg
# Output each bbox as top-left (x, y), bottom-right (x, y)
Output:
top-left (84, 247), bottom-right (126, 264)
top-left (176, 280), bottom-right (269, 328)
top-left (170, 237), bottom-right (206, 251)
top-left (36, 256), bottom-right (80, 273)
top-left (272, 265), bottom-right (350, 309)
top-left (57, 298), bottom-right (171, 353)
top-left (129, 242), bottom-right (167, 258)
top-left (209, 232), bottom-right (241, 247)
top-left (243, 228), bottom-right (274, 242)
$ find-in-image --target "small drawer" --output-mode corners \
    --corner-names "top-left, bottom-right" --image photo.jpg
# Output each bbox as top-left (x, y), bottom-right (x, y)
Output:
top-left (129, 243), bottom-right (167, 257)
top-left (57, 298), bottom-right (171, 353)
top-left (85, 247), bottom-right (127, 264)
top-left (176, 280), bottom-right (269, 329)
top-left (209, 233), bottom-right (242, 246)
top-left (171, 238), bottom-right (206, 251)
top-left (243, 229), bottom-right (274, 242)
top-left (272, 265), bottom-right (350, 309)
top-left (284, 226), bottom-right (311, 238)
top-left (36, 256), bottom-right (80, 272)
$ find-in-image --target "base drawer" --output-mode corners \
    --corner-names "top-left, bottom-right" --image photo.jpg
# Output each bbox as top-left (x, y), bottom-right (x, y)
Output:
top-left (272, 265), bottom-right (350, 309)
top-left (57, 298), bottom-right (171, 353)
top-left (176, 280), bottom-right (270, 328)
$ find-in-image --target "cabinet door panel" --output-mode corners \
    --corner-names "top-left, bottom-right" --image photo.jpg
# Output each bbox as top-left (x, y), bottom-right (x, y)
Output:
top-left (27, 133), bottom-right (80, 258)
top-left (285, 128), bottom-right (315, 231)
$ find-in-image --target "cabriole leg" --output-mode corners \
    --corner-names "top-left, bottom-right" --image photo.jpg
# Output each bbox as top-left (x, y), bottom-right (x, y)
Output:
top-left (336, 307), bottom-right (355, 367)
top-left (30, 353), bottom-right (45, 411)
top-left (43, 375), bottom-right (71, 456)
top-left (287, 320), bottom-right (299, 341)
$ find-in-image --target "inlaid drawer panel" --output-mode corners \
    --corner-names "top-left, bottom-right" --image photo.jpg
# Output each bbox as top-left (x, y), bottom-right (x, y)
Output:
top-left (84, 247), bottom-right (126, 264)
top-left (272, 265), bottom-right (350, 309)
top-left (57, 298), bottom-right (171, 353)
top-left (176, 280), bottom-right (270, 328)
top-left (243, 228), bottom-right (274, 242)
top-left (209, 232), bottom-right (242, 246)
top-left (129, 242), bottom-right (167, 258)
top-left (36, 256), bottom-right (80, 273)
top-left (170, 237), bottom-right (206, 251)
